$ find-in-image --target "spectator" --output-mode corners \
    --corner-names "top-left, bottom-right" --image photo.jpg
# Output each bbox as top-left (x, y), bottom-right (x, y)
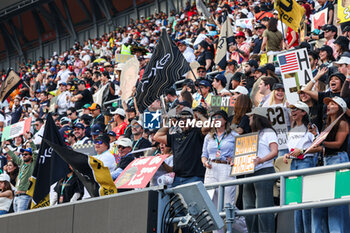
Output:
top-left (3, 161), bottom-right (19, 186)
top-left (0, 174), bottom-right (13, 215)
top-left (165, 88), bottom-right (179, 109)
top-left (67, 107), bottom-right (79, 125)
top-left (111, 138), bottom-right (135, 180)
top-left (244, 108), bottom-right (278, 233)
top-left (154, 107), bottom-right (207, 187)
top-left (111, 108), bottom-right (127, 139)
top-left (261, 18), bottom-right (283, 54)
top-left (56, 82), bottom-right (73, 116)
top-left (93, 133), bottom-right (116, 172)
top-left (10, 97), bottom-right (23, 124)
top-left (89, 103), bottom-right (105, 130)
top-left (59, 117), bottom-right (72, 142)
top-left (73, 123), bottom-right (91, 145)
top-left (3, 132), bottom-right (37, 212)
top-left (33, 118), bottom-right (45, 145)
top-left (130, 120), bottom-right (152, 158)
top-left (71, 80), bottom-right (93, 110)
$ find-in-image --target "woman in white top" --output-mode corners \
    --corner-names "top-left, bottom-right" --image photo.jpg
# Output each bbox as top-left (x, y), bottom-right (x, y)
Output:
top-left (0, 174), bottom-right (13, 215)
top-left (283, 101), bottom-right (318, 233)
top-left (244, 108), bottom-right (278, 233)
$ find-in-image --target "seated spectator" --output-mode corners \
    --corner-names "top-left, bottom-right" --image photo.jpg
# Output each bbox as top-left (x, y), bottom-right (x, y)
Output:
top-left (111, 108), bottom-right (128, 139)
top-left (130, 120), bottom-right (152, 158)
top-left (111, 138), bottom-right (135, 181)
top-left (89, 103), bottom-right (105, 130)
top-left (73, 123), bottom-right (91, 145)
top-left (93, 134), bottom-right (116, 172)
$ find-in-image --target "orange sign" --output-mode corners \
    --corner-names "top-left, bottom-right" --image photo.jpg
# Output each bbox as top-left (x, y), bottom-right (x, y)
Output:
top-left (231, 133), bottom-right (259, 176)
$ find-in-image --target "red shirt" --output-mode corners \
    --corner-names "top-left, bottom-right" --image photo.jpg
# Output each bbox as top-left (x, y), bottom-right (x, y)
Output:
top-left (113, 121), bottom-right (128, 139)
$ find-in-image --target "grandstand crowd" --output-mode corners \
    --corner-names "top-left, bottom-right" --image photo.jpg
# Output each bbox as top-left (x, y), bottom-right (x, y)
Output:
top-left (0, 0), bottom-right (349, 232)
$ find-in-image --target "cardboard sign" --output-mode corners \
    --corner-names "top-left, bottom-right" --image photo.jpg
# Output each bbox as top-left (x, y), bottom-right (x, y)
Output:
top-left (211, 95), bottom-right (235, 115)
top-left (266, 106), bottom-right (289, 150)
top-left (338, 0), bottom-right (350, 23)
top-left (277, 48), bottom-right (312, 104)
top-left (115, 154), bottom-right (168, 189)
top-left (235, 18), bottom-right (253, 30)
top-left (1, 117), bottom-right (32, 141)
top-left (231, 132), bottom-right (258, 176)
top-left (120, 56), bottom-right (140, 101)
top-left (311, 9), bottom-right (328, 31)
top-left (115, 54), bottom-right (134, 63)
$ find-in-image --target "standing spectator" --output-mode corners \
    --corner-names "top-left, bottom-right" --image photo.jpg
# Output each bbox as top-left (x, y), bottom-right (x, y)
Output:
top-left (3, 132), bottom-right (37, 212)
top-left (56, 82), bottom-right (73, 116)
top-left (32, 118), bottom-right (45, 145)
top-left (4, 161), bottom-right (19, 186)
top-left (196, 40), bottom-right (213, 71)
top-left (312, 97), bottom-right (350, 233)
top-left (56, 63), bottom-right (70, 85)
top-left (154, 107), bottom-right (206, 187)
top-left (10, 97), bottom-right (23, 124)
top-left (231, 94), bottom-right (252, 134)
top-left (261, 18), bottom-right (283, 54)
top-left (177, 40), bottom-right (196, 63)
top-left (283, 101), bottom-right (317, 233)
top-left (230, 31), bottom-right (250, 63)
top-left (58, 117), bottom-right (72, 142)
top-left (165, 88), bottom-right (179, 109)
top-left (201, 110), bottom-right (247, 233)
top-left (243, 108), bottom-right (278, 233)
top-left (192, 80), bottom-right (213, 109)
top-left (251, 23), bottom-right (266, 54)
top-left (0, 174), bottom-right (13, 215)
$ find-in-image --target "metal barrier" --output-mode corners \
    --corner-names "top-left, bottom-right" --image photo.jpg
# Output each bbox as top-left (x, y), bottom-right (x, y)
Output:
top-left (168, 162), bottom-right (350, 233)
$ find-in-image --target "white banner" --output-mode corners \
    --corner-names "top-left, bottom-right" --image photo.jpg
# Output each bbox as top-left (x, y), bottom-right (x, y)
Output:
top-left (266, 106), bottom-right (289, 150)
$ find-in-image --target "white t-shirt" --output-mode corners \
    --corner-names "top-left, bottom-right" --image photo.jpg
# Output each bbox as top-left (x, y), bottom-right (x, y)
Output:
top-left (57, 69), bottom-right (70, 85)
top-left (287, 125), bottom-right (315, 158)
top-left (94, 150), bottom-right (116, 172)
top-left (256, 128), bottom-right (278, 171)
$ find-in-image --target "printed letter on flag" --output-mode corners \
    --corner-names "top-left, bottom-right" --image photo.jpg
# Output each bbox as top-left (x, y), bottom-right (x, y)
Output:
top-left (0, 69), bottom-right (22, 103)
top-left (274, 0), bottom-right (305, 32)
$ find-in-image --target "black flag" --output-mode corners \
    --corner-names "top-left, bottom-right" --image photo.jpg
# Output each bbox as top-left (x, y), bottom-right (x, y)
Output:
top-left (28, 113), bottom-right (70, 208)
top-left (44, 139), bottom-right (117, 197)
top-left (0, 69), bottom-right (22, 103)
top-left (135, 29), bottom-right (191, 113)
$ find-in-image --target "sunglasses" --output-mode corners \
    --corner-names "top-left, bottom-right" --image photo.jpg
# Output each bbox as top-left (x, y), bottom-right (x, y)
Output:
top-left (34, 124), bottom-right (40, 127)
top-left (213, 115), bottom-right (223, 120)
top-left (94, 140), bottom-right (103, 145)
top-left (22, 153), bottom-right (31, 156)
top-left (118, 146), bottom-right (126, 149)
top-left (132, 125), bottom-right (141, 129)
top-left (197, 70), bottom-right (206, 73)
top-left (67, 112), bottom-right (73, 116)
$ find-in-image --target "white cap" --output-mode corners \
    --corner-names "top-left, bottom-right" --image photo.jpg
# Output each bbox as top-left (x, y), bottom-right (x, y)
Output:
top-left (273, 10), bottom-right (279, 14)
top-left (116, 138), bottom-right (133, 148)
top-left (334, 56), bottom-right (350, 65)
top-left (289, 100), bottom-right (309, 115)
top-left (111, 108), bottom-right (125, 117)
top-left (231, 86), bottom-right (249, 95)
top-left (324, 96), bottom-right (348, 113)
top-left (0, 174), bottom-right (10, 182)
top-left (246, 107), bottom-right (268, 118)
top-left (131, 119), bottom-right (144, 128)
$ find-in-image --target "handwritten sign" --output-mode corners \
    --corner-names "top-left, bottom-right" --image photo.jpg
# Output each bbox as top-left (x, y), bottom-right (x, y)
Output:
top-left (311, 9), bottom-right (328, 31)
top-left (115, 154), bottom-right (168, 189)
top-left (231, 132), bottom-right (258, 176)
top-left (211, 95), bottom-right (235, 115)
top-left (277, 48), bottom-right (312, 105)
top-left (266, 106), bottom-right (289, 150)
top-left (1, 117), bottom-right (32, 141)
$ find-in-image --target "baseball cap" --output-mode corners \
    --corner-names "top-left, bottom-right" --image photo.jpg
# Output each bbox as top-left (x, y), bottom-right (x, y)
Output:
top-left (231, 86), bottom-right (249, 95)
top-left (107, 131), bottom-right (117, 137)
top-left (214, 74), bottom-right (227, 87)
top-left (78, 80), bottom-right (86, 85)
top-left (88, 103), bottom-right (101, 111)
top-left (73, 123), bottom-right (85, 129)
top-left (324, 96), bottom-right (348, 113)
top-left (289, 101), bottom-right (310, 114)
top-left (0, 174), bottom-right (10, 182)
top-left (334, 56), bottom-right (350, 65)
top-left (91, 124), bottom-right (102, 136)
top-left (272, 83), bottom-right (284, 90)
top-left (235, 31), bottom-right (245, 38)
top-left (20, 148), bottom-right (32, 155)
top-left (131, 119), bottom-right (144, 128)
top-left (180, 107), bottom-right (194, 116)
top-left (246, 107), bottom-right (268, 118)
top-left (59, 82), bottom-right (67, 86)
top-left (199, 80), bottom-right (211, 87)
top-left (83, 104), bottom-right (91, 109)
top-left (60, 117), bottom-right (71, 125)
top-left (322, 24), bottom-right (337, 32)
top-left (248, 60), bottom-right (259, 69)
top-left (212, 110), bottom-right (228, 121)
top-left (254, 23), bottom-right (266, 29)
top-left (95, 133), bottom-right (110, 146)
top-left (110, 108), bottom-right (125, 117)
top-left (116, 137), bottom-right (133, 148)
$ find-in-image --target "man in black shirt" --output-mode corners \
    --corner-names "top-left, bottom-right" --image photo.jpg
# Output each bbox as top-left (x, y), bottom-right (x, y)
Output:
top-left (11, 97), bottom-right (23, 124)
top-left (251, 23), bottom-right (265, 54)
top-left (131, 120), bottom-right (152, 158)
top-left (154, 107), bottom-right (207, 187)
top-left (71, 80), bottom-right (93, 109)
top-left (89, 103), bottom-right (105, 130)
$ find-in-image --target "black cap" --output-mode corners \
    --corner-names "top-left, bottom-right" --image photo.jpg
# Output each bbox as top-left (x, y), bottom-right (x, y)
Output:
top-left (227, 59), bottom-right (238, 66)
top-left (78, 80), bottom-right (86, 85)
top-left (95, 133), bottom-right (110, 146)
top-left (264, 63), bottom-right (275, 72)
top-left (334, 36), bottom-right (349, 47)
top-left (256, 66), bottom-right (267, 74)
top-left (322, 24), bottom-right (337, 32)
top-left (212, 110), bottom-right (228, 121)
top-left (197, 65), bottom-right (206, 71)
top-left (214, 74), bottom-right (227, 87)
top-left (319, 45), bottom-right (334, 56)
top-left (329, 72), bottom-right (346, 83)
top-left (248, 60), bottom-right (259, 69)
top-left (272, 83), bottom-right (284, 90)
top-left (73, 123), bottom-right (85, 129)
top-left (231, 72), bottom-right (244, 82)
top-left (254, 23), bottom-right (266, 29)
top-left (343, 25), bottom-right (350, 32)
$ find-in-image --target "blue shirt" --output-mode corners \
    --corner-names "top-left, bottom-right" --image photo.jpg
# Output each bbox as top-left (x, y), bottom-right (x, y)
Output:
top-left (202, 131), bottom-right (239, 161)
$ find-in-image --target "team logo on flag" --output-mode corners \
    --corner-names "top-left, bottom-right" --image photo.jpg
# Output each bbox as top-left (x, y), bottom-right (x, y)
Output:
top-left (143, 111), bottom-right (161, 129)
top-left (278, 52), bottom-right (299, 73)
